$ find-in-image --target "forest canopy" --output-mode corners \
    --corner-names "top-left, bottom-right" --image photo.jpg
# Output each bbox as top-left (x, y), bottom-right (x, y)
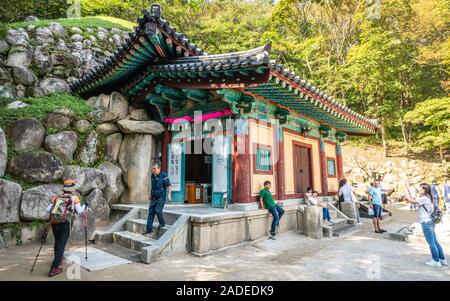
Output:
top-left (0, 0), bottom-right (449, 158)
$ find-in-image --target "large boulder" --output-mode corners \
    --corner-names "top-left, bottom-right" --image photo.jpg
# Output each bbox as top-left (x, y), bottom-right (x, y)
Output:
top-left (98, 162), bottom-right (124, 204)
top-left (44, 131), bottom-right (78, 163)
top-left (116, 120), bottom-right (164, 135)
top-left (51, 51), bottom-right (80, 67)
top-left (20, 184), bottom-right (63, 221)
top-left (12, 67), bottom-right (37, 86)
top-left (109, 92), bottom-right (129, 119)
top-left (10, 118), bottom-right (45, 151)
top-left (88, 94), bottom-right (109, 111)
top-left (24, 16), bottom-right (39, 22)
top-left (8, 151), bottom-right (64, 183)
top-left (69, 208), bottom-right (95, 244)
top-left (62, 165), bottom-right (107, 195)
top-left (96, 122), bottom-right (119, 136)
top-left (46, 109), bottom-right (75, 130)
top-left (0, 179), bottom-right (22, 223)
top-left (74, 119), bottom-right (91, 133)
top-left (85, 188), bottom-right (110, 222)
top-left (35, 26), bottom-right (54, 45)
top-left (6, 101), bottom-right (29, 109)
top-left (130, 109), bottom-right (151, 121)
top-left (48, 22), bottom-right (67, 38)
top-left (105, 132), bottom-right (122, 163)
top-left (6, 44), bottom-right (33, 68)
top-left (39, 78), bottom-right (71, 95)
top-left (33, 45), bottom-right (52, 76)
top-left (88, 110), bottom-right (119, 124)
top-left (119, 134), bottom-right (154, 203)
top-left (0, 85), bottom-right (16, 98)
top-left (0, 40), bottom-right (10, 55)
top-left (6, 29), bottom-right (29, 45)
top-left (77, 130), bottom-right (98, 166)
top-left (0, 127), bottom-right (7, 177)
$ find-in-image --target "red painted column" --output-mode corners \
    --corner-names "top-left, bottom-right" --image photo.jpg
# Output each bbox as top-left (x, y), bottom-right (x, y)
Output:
top-left (161, 124), bottom-right (172, 172)
top-left (276, 126), bottom-right (285, 200)
top-left (336, 142), bottom-right (344, 180)
top-left (319, 137), bottom-right (329, 195)
top-left (232, 118), bottom-right (252, 203)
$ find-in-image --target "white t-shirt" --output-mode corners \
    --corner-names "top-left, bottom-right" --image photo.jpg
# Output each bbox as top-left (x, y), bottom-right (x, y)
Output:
top-left (339, 184), bottom-right (354, 202)
top-left (380, 181), bottom-right (390, 195)
top-left (417, 196), bottom-right (433, 223)
top-left (307, 196), bottom-right (318, 206)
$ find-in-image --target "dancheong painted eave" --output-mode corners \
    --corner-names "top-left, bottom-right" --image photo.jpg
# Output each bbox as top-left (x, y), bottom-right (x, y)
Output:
top-left (70, 3), bottom-right (378, 136)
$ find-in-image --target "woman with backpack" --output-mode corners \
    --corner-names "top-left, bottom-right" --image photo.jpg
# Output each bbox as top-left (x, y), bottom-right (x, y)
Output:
top-left (405, 182), bottom-right (447, 268)
top-left (46, 179), bottom-right (88, 277)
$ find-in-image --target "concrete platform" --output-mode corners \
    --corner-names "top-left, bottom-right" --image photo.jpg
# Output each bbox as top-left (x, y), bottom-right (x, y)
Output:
top-left (65, 247), bottom-right (132, 272)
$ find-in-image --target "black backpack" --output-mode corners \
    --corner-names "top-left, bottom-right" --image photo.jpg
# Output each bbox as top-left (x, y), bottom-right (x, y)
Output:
top-left (421, 203), bottom-right (443, 224)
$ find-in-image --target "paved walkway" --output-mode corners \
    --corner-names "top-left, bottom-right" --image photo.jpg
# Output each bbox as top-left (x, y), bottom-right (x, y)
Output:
top-left (1, 204), bottom-right (449, 281)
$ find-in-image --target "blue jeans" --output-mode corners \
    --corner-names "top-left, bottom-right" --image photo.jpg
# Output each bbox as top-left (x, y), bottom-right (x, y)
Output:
top-left (268, 204), bottom-right (284, 235)
top-left (322, 208), bottom-right (331, 221)
top-left (421, 220), bottom-right (445, 262)
top-left (146, 197), bottom-right (165, 232)
top-left (355, 205), bottom-right (361, 223)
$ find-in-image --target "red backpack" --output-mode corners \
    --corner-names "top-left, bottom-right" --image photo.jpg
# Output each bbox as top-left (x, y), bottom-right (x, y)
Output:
top-left (50, 194), bottom-right (76, 224)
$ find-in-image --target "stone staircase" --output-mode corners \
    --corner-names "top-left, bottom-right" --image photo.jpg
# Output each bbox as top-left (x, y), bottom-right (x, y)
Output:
top-left (94, 205), bottom-right (190, 263)
top-left (323, 204), bottom-right (357, 238)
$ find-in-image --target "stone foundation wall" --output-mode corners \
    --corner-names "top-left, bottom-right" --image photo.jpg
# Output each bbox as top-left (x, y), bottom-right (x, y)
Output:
top-left (190, 206), bottom-right (302, 256)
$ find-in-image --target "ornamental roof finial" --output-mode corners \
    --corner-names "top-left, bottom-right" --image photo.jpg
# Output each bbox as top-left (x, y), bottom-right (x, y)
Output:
top-left (150, 3), bottom-right (162, 17)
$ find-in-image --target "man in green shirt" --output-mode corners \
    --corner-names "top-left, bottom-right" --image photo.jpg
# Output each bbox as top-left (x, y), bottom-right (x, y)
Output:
top-left (259, 181), bottom-right (284, 239)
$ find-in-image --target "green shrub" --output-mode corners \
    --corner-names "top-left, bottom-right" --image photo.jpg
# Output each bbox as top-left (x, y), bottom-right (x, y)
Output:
top-left (0, 0), bottom-right (69, 23)
top-left (0, 93), bottom-right (93, 130)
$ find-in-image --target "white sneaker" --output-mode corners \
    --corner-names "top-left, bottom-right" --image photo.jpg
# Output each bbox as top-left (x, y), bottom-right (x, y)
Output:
top-left (425, 260), bottom-right (442, 267)
top-left (358, 222), bottom-right (363, 225)
top-left (440, 259), bottom-right (448, 266)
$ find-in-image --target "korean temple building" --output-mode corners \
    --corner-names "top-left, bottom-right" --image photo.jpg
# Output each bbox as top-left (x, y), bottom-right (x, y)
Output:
top-left (71, 4), bottom-right (378, 209)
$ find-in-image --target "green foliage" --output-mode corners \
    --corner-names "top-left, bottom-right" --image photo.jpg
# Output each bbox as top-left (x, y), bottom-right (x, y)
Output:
top-left (0, 0), bottom-right (69, 23)
top-left (404, 97), bottom-right (450, 150)
top-left (28, 221), bottom-right (47, 231)
top-left (2, 223), bottom-right (22, 246)
top-left (2, 173), bottom-right (40, 190)
top-left (7, 16), bottom-right (136, 31)
top-left (0, 93), bottom-right (93, 131)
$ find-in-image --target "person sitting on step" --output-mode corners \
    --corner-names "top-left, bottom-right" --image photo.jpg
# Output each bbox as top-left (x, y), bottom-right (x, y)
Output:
top-left (307, 190), bottom-right (332, 225)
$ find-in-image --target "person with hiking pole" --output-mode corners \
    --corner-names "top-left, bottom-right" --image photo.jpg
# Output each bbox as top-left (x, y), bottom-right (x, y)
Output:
top-left (45, 179), bottom-right (87, 277)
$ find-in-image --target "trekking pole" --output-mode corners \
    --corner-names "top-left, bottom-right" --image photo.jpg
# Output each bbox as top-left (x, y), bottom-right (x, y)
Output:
top-left (30, 221), bottom-right (52, 273)
top-left (84, 205), bottom-right (88, 261)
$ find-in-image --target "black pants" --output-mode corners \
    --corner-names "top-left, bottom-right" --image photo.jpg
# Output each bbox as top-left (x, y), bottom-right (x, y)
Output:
top-left (381, 193), bottom-right (388, 205)
top-left (51, 222), bottom-right (70, 268)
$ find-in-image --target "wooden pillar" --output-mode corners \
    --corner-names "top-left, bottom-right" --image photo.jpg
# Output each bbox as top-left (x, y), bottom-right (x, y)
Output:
top-left (319, 137), bottom-right (328, 195)
top-left (336, 142), bottom-right (344, 180)
top-left (276, 126), bottom-right (285, 200)
top-left (232, 118), bottom-right (252, 203)
top-left (161, 124), bottom-right (171, 172)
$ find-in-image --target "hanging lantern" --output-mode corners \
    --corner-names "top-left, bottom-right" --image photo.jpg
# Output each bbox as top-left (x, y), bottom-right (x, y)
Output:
top-left (301, 123), bottom-right (311, 137)
top-left (319, 125), bottom-right (331, 138)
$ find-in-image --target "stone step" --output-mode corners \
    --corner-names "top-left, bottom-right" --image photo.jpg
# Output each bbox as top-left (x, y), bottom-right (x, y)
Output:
top-left (333, 224), bottom-right (356, 237)
top-left (328, 218), bottom-right (347, 229)
top-left (125, 218), bottom-right (169, 239)
top-left (112, 231), bottom-right (156, 251)
top-left (138, 209), bottom-right (179, 225)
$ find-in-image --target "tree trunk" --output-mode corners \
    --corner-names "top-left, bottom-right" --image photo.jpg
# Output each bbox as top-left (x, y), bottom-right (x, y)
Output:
top-left (400, 119), bottom-right (410, 154)
top-left (439, 145), bottom-right (444, 161)
top-left (380, 116), bottom-right (388, 158)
